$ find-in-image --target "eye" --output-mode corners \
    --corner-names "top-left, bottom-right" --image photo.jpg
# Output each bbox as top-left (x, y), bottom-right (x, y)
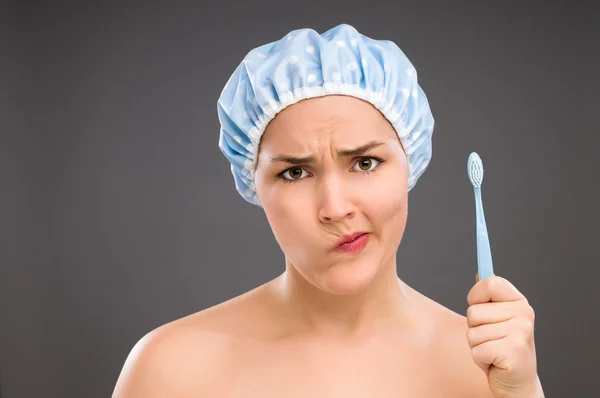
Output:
top-left (280, 166), bottom-right (310, 181)
top-left (352, 157), bottom-right (382, 172)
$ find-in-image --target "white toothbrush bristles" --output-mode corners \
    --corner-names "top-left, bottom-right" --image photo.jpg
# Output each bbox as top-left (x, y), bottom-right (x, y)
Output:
top-left (468, 152), bottom-right (484, 188)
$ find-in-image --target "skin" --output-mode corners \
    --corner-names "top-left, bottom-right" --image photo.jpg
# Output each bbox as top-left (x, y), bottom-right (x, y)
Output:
top-left (112, 96), bottom-right (543, 397)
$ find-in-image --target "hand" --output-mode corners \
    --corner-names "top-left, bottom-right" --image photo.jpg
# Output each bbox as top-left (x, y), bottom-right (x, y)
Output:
top-left (466, 275), bottom-right (543, 398)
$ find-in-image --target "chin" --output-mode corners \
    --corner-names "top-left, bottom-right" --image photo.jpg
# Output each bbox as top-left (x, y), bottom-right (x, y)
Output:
top-left (318, 258), bottom-right (382, 296)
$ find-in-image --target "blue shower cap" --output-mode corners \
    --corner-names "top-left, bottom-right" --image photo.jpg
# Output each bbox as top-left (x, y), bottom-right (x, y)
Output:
top-left (217, 23), bottom-right (434, 206)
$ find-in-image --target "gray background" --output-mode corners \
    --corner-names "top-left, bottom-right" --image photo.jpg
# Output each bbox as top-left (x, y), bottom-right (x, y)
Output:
top-left (2, 1), bottom-right (599, 397)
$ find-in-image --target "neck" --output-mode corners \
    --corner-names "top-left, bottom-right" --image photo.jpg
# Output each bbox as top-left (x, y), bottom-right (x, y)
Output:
top-left (271, 255), bottom-right (416, 338)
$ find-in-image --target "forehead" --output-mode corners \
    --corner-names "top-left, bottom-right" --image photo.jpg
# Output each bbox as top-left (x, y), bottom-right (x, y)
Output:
top-left (260, 96), bottom-right (398, 150)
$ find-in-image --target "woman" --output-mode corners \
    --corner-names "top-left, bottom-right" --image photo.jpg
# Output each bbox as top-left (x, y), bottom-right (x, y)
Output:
top-left (113, 24), bottom-right (543, 397)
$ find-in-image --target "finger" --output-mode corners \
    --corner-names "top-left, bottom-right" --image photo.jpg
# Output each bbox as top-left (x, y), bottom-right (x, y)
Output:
top-left (471, 333), bottom-right (534, 373)
top-left (467, 276), bottom-right (526, 305)
top-left (467, 318), bottom-right (516, 348)
top-left (471, 337), bottom-right (508, 371)
top-left (466, 301), bottom-right (525, 327)
top-left (469, 319), bottom-right (535, 350)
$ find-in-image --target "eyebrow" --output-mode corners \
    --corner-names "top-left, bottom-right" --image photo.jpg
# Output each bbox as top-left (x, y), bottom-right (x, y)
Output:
top-left (270, 140), bottom-right (386, 165)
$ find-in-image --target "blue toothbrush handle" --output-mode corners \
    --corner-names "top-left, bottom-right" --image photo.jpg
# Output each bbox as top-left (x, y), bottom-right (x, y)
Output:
top-left (474, 187), bottom-right (495, 280)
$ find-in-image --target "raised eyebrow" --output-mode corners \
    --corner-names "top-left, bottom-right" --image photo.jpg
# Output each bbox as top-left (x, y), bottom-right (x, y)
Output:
top-left (269, 140), bottom-right (386, 165)
top-left (337, 140), bottom-right (386, 157)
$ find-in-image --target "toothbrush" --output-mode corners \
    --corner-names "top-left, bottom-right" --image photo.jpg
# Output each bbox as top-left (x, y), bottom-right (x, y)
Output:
top-left (467, 152), bottom-right (495, 281)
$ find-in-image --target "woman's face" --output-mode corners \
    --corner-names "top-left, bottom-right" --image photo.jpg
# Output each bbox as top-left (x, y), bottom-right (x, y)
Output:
top-left (254, 95), bottom-right (409, 295)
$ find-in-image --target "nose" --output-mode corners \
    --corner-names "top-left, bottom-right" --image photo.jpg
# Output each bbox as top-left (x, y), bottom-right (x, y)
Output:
top-left (317, 175), bottom-right (355, 223)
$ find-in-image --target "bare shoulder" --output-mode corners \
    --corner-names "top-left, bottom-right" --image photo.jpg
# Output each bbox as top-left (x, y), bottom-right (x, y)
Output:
top-left (112, 285), bottom-right (271, 398)
top-left (111, 320), bottom-right (230, 397)
top-left (425, 296), bottom-right (495, 398)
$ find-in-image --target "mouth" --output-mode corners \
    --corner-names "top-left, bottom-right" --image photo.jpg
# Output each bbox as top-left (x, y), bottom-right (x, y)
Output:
top-left (331, 232), bottom-right (370, 253)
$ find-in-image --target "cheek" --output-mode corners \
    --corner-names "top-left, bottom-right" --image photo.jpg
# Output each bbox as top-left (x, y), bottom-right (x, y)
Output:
top-left (258, 186), bottom-right (317, 256)
top-left (360, 170), bottom-right (408, 236)
top-left (368, 183), bottom-right (407, 222)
